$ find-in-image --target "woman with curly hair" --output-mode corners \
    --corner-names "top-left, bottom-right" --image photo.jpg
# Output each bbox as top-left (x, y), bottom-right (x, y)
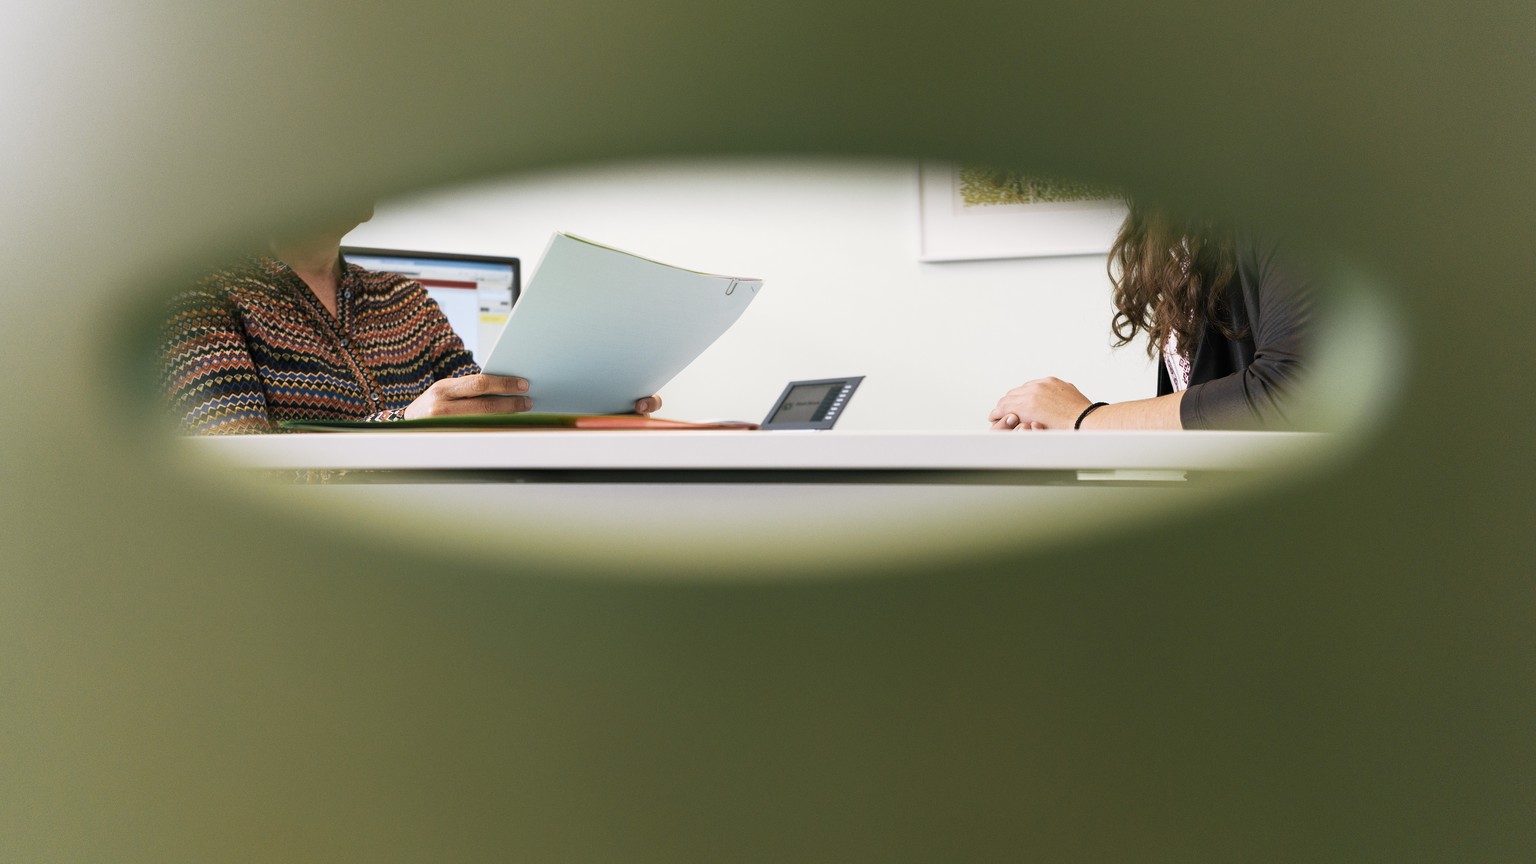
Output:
top-left (988, 203), bottom-right (1313, 430)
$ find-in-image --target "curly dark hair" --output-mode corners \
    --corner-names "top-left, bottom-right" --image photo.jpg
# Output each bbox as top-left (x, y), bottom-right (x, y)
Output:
top-left (1109, 202), bottom-right (1240, 360)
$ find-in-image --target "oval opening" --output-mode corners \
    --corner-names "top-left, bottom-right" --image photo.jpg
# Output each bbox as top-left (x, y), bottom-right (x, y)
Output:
top-left (137, 156), bottom-right (1402, 579)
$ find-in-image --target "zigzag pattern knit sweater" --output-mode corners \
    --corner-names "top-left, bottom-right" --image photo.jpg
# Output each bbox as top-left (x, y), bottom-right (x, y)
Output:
top-left (160, 255), bottom-right (478, 435)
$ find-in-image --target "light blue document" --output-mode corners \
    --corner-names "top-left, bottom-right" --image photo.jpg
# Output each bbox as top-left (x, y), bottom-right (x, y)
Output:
top-left (481, 233), bottom-right (762, 414)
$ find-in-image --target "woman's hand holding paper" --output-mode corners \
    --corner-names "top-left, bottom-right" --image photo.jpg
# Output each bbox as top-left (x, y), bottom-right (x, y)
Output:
top-left (404, 374), bottom-right (661, 418)
top-left (403, 374), bottom-right (532, 419)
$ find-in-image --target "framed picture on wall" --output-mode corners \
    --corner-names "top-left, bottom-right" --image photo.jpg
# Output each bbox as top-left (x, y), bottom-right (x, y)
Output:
top-left (917, 162), bottom-right (1127, 262)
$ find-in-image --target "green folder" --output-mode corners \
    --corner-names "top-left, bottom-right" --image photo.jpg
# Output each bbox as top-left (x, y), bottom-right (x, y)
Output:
top-left (279, 414), bottom-right (756, 432)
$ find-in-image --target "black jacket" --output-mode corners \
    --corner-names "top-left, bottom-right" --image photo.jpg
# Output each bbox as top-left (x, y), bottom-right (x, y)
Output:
top-left (1157, 239), bottom-right (1313, 430)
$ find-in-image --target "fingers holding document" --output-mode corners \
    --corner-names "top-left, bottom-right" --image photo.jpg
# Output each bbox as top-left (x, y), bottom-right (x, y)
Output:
top-left (404, 373), bottom-right (532, 419)
top-left (404, 374), bottom-right (661, 418)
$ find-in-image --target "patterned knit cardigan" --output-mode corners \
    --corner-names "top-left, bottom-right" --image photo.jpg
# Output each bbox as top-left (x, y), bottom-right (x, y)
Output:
top-left (159, 255), bottom-right (477, 435)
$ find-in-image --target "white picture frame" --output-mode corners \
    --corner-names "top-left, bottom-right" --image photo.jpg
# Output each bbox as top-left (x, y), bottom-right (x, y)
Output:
top-left (917, 161), bottom-right (1127, 262)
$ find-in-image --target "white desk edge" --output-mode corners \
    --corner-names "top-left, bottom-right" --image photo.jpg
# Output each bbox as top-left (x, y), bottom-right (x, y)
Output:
top-left (183, 430), bottom-right (1330, 473)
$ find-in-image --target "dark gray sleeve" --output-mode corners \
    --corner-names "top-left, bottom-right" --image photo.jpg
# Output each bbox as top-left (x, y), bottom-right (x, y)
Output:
top-left (1180, 241), bottom-right (1313, 430)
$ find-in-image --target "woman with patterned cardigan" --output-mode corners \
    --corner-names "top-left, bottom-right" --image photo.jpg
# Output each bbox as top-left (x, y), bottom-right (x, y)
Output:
top-left (159, 207), bottom-right (659, 434)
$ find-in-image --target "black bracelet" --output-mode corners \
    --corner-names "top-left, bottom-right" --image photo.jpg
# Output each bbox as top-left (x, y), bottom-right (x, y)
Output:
top-left (1074, 402), bottom-right (1109, 430)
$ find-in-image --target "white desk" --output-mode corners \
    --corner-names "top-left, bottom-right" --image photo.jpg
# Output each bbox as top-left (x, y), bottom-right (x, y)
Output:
top-left (186, 429), bottom-right (1324, 476)
top-left (181, 430), bottom-right (1331, 574)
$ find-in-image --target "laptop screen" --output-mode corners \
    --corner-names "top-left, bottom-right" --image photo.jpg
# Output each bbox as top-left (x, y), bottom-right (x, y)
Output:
top-left (342, 247), bottom-right (520, 364)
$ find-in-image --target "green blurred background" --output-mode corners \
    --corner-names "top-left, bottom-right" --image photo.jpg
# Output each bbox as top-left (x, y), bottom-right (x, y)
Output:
top-left (2, 0), bottom-right (1532, 861)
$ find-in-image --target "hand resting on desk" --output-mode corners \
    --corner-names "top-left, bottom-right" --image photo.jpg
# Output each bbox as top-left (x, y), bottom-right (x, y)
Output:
top-left (988, 377), bottom-right (1183, 431)
top-left (403, 374), bottom-right (661, 419)
top-left (988, 376), bottom-right (1092, 430)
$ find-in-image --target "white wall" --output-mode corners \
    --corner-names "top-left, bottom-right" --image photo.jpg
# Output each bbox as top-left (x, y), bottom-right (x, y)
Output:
top-left (345, 157), bottom-right (1156, 431)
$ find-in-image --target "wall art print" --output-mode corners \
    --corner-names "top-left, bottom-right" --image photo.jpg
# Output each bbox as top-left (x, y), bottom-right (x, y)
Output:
top-left (917, 162), bottom-right (1127, 261)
